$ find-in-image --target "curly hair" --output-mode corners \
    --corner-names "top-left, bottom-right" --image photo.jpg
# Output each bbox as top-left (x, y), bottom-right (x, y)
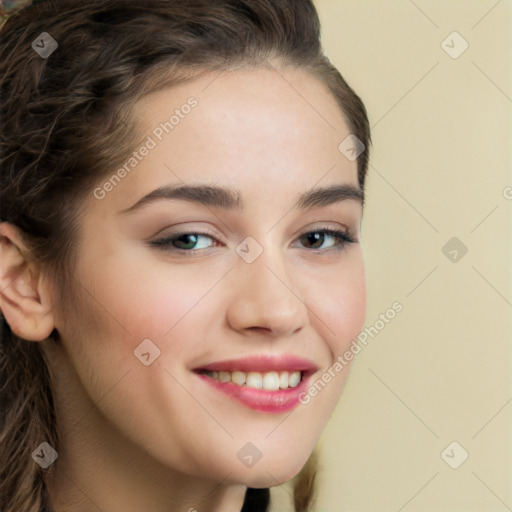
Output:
top-left (0, 1), bottom-right (370, 510)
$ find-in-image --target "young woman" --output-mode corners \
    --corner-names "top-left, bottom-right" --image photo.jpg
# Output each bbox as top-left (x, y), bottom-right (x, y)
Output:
top-left (0, 1), bottom-right (371, 510)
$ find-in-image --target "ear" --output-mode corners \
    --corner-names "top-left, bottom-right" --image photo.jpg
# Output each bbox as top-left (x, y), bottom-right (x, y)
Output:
top-left (0, 222), bottom-right (55, 341)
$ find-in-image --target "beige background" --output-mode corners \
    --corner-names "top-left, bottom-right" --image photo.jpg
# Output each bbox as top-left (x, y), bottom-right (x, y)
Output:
top-left (272, 1), bottom-right (512, 511)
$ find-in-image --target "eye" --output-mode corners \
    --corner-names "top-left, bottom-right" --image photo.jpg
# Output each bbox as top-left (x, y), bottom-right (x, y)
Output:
top-left (148, 227), bottom-right (356, 256)
top-left (294, 228), bottom-right (356, 251)
top-left (150, 232), bottom-right (217, 252)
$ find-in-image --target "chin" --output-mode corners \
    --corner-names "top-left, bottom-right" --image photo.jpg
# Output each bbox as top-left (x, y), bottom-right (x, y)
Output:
top-left (237, 455), bottom-right (310, 488)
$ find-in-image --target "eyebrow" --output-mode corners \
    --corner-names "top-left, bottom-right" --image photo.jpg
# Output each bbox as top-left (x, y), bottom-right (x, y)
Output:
top-left (119, 182), bottom-right (364, 214)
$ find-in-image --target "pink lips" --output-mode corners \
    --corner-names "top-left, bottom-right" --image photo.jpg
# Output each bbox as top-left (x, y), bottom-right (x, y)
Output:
top-left (193, 354), bottom-right (319, 413)
top-left (193, 354), bottom-right (319, 374)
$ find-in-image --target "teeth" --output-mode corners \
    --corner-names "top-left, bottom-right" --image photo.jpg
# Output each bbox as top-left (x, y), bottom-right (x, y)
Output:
top-left (288, 371), bottom-right (301, 388)
top-left (279, 371), bottom-right (288, 389)
top-left (262, 371), bottom-right (280, 391)
top-left (246, 372), bottom-right (263, 389)
top-left (218, 371), bottom-right (231, 383)
top-left (231, 371), bottom-right (246, 386)
top-left (203, 370), bottom-right (302, 390)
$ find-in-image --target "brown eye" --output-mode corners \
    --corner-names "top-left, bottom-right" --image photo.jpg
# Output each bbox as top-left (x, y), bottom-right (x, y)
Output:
top-left (296, 229), bottom-right (355, 251)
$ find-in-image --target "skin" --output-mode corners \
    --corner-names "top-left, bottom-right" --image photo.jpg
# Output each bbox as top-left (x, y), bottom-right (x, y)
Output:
top-left (0, 64), bottom-right (366, 511)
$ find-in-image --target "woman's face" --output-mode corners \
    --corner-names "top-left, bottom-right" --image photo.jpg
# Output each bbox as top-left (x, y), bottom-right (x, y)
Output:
top-left (50, 65), bottom-right (366, 488)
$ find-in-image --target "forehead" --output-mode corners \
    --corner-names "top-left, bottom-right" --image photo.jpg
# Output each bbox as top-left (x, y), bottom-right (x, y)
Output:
top-left (91, 66), bottom-right (359, 214)
top-left (135, 64), bottom-right (350, 145)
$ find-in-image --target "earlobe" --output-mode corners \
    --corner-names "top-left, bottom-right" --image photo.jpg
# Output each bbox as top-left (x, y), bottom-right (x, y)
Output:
top-left (0, 222), bottom-right (55, 341)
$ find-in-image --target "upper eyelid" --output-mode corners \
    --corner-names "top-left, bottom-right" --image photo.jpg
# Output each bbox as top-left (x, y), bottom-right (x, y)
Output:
top-left (153, 225), bottom-right (352, 241)
top-left (152, 219), bottom-right (354, 238)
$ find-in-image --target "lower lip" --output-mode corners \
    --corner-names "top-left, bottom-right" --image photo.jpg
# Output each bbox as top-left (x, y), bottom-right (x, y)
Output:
top-left (195, 372), bottom-right (311, 413)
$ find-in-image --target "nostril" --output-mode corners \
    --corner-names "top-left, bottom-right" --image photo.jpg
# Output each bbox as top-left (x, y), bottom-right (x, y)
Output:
top-left (248, 326), bottom-right (272, 334)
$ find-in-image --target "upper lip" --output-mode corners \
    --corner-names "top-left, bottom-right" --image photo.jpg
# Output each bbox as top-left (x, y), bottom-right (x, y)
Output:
top-left (193, 355), bottom-right (319, 374)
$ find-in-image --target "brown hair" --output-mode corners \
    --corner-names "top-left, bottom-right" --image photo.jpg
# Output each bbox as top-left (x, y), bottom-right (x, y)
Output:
top-left (0, 1), bottom-right (371, 510)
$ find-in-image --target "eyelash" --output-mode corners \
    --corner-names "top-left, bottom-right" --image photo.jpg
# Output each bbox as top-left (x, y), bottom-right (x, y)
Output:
top-left (149, 226), bottom-right (357, 256)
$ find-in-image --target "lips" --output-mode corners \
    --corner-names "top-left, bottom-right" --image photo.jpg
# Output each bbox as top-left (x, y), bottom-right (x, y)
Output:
top-left (193, 354), bottom-right (319, 374)
top-left (192, 354), bottom-right (319, 413)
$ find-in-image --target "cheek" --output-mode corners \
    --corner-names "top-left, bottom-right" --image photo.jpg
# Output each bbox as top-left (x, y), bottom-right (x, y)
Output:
top-left (57, 264), bottom-right (224, 470)
top-left (309, 253), bottom-right (366, 355)
top-left (77, 255), bottom-right (217, 347)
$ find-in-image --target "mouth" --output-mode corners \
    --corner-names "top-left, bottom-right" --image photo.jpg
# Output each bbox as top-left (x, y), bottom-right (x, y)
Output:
top-left (194, 369), bottom-right (307, 391)
top-left (192, 355), bottom-right (318, 413)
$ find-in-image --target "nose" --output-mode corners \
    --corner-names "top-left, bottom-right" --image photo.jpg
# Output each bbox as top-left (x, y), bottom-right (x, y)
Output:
top-left (225, 243), bottom-right (308, 337)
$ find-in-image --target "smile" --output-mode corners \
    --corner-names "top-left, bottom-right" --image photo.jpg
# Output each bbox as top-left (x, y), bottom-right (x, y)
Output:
top-left (198, 369), bottom-right (303, 390)
top-left (192, 355), bottom-right (319, 413)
